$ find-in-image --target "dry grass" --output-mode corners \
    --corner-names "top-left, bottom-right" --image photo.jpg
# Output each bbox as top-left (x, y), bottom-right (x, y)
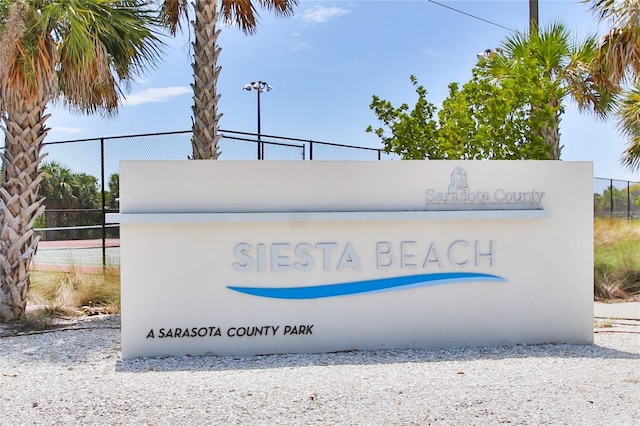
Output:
top-left (18, 219), bottom-right (637, 320)
top-left (28, 267), bottom-right (120, 319)
top-left (594, 218), bottom-right (640, 301)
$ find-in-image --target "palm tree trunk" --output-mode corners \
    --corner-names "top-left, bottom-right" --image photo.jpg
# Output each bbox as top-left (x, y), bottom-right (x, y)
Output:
top-left (540, 110), bottom-right (561, 160)
top-left (533, 101), bottom-right (561, 160)
top-left (191, 2), bottom-right (222, 160)
top-left (0, 99), bottom-right (48, 322)
top-left (540, 125), bottom-right (560, 160)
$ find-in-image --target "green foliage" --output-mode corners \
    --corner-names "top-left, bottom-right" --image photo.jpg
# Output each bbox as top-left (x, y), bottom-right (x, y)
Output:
top-left (106, 173), bottom-right (119, 209)
top-left (38, 162), bottom-right (103, 237)
top-left (441, 65), bottom-right (554, 159)
top-left (0, 0), bottom-right (165, 114)
top-left (594, 218), bottom-right (640, 300)
top-left (616, 85), bottom-right (640, 170)
top-left (368, 22), bottom-right (612, 161)
top-left (593, 183), bottom-right (640, 216)
top-left (39, 161), bottom-right (100, 209)
top-left (484, 23), bottom-right (610, 160)
top-left (366, 76), bottom-right (440, 160)
top-left (367, 70), bottom-right (553, 160)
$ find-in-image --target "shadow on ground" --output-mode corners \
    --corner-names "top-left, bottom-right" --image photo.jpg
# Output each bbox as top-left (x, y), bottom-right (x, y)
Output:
top-left (2, 315), bottom-right (638, 371)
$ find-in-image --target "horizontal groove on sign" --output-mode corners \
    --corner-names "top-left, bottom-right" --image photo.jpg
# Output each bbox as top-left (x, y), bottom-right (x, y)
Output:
top-left (107, 209), bottom-right (549, 224)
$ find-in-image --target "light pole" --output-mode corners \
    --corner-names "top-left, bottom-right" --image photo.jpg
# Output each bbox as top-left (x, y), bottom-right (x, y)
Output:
top-left (243, 81), bottom-right (272, 160)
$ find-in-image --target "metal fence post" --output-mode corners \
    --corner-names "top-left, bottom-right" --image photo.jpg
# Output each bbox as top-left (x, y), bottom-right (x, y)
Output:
top-left (628, 181), bottom-right (631, 220)
top-left (309, 141), bottom-right (314, 160)
top-left (610, 179), bottom-right (614, 218)
top-left (101, 137), bottom-right (106, 270)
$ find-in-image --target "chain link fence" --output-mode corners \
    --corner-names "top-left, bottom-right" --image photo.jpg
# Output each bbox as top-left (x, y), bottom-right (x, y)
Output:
top-left (594, 177), bottom-right (640, 219)
top-left (19, 130), bottom-right (388, 269)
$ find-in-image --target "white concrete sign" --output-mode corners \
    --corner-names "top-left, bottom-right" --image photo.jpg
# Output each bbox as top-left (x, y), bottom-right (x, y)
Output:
top-left (108, 161), bottom-right (593, 359)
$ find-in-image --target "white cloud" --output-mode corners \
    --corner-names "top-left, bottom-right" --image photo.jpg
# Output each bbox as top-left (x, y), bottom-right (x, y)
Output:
top-left (53, 126), bottom-right (84, 135)
top-left (121, 86), bottom-right (191, 106)
top-left (301, 6), bottom-right (349, 24)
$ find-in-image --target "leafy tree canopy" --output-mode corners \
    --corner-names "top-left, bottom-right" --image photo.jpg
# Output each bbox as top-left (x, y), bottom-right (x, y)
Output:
top-left (39, 162), bottom-right (100, 209)
top-left (367, 66), bottom-right (555, 160)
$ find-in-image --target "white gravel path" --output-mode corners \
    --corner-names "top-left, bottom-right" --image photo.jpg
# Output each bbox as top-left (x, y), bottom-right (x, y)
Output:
top-left (1, 315), bottom-right (639, 425)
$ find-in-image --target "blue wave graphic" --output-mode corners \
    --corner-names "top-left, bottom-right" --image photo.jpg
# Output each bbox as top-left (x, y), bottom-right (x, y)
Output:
top-left (227, 272), bottom-right (506, 300)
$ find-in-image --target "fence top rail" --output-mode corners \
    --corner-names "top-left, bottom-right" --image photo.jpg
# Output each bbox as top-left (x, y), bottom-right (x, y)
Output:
top-left (41, 130), bottom-right (191, 145)
top-left (30, 129), bottom-right (381, 153)
top-left (44, 208), bottom-right (104, 213)
top-left (594, 176), bottom-right (640, 185)
top-left (221, 129), bottom-right (383, 152)
top-left (223, 135), bottom-right (304, 149)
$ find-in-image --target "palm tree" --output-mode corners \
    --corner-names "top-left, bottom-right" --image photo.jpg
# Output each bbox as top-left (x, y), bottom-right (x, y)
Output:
top-left (482, 22), bottom-right (613, 159)
top-left (0, 0), bottom-right (164, 322)
top-left (585, 0), bottom-right (640, 170)
top-left (616, 85), bottom-right (640, 169)
top-left (586, 0), bottom-right (640, 88)
top-left (40, 162), bottom-right (78, 210)
top-left (39, 162), bottom-right (102, 239)
top-left (107, 173), bottom-right (120, 209)
top-left (160, 0), bottom-right (298, 160)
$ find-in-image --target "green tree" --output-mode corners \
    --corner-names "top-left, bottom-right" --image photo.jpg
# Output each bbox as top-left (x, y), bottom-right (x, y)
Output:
top-left (107, 173), bottom-right (120, 209)
top-left (585, 0), bottom-right (640, 170)
top-left (0, 0), bottom-right (164, 322)
top-left (586, 0), bottom-right (640, 88)
top-left (482, 22), bottom-right (613, 159)
top-left (367, 69), bottom-right (552, 160)
top-left (594, 184), bottom-right (639, 217)
top-left (617, 85), bottom-right (640, 169)
top-left (38, 162), bottom-right (101, 239)
top-left (160, 0), bottom-right (298, 160)
top-left (438, 63), bottom-right (553, 159)
top-left (40, 162), bottom-right (78, 209)
top-left (73, 173), bottom-right (100, 209)
top-left (366, 75), bottom-right (440, 160)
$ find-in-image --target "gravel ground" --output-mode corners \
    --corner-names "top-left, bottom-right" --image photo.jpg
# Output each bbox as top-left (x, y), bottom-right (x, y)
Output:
top-left (1, 315), bottom-right (639, 425)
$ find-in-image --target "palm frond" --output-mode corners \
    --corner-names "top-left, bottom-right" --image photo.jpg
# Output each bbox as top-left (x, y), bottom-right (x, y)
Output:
top-left (0, 2), bottom-right (26, 86)
top-left (221, 0), bottom-right (297, 35)
top-left (616, 85), bottom-right (640, 170)
top-left (58, 40), bottom-right (119, 115)
top-left (584, 0), bottom-right (619, 21)
top-left (160, 0), bottom-right (190, 35)
top-left (0, 5), bottom-right (57, 109)
top-left (586, 0), bottom-right (640, 86)
top-left (42, 0), bottom-right (166, 114)
top-left (597, 26), bottom-right (640, 86)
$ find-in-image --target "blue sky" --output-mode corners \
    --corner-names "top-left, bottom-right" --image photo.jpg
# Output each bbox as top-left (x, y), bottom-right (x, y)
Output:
top-left (38, 0), bottom-right (639, 181)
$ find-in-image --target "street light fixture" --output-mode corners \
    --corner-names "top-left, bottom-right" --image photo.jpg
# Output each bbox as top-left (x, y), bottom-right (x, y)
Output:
top-left (243, 81), bottom-right (272, 160)
top-left (476, 48), bottom-right (503, 60)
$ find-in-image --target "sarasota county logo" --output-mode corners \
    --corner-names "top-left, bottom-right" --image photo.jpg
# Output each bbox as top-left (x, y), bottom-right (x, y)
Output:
top-left (448, 166), bottom-right (469, 193)
top-left (425, 167), bottom-right (545, 210)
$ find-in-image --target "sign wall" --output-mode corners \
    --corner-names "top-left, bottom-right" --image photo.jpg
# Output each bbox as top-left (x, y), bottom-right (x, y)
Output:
top-left (109, 161), bottom-right (593, 359)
